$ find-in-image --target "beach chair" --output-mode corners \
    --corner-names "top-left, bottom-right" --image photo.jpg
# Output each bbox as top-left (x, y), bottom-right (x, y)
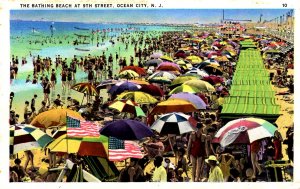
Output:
top-left (265, 160), bottom-right (291, 182)
top-left (82, 156), bottom-right (119, 181)
top-left (52, 159), bottom-right (100, 182)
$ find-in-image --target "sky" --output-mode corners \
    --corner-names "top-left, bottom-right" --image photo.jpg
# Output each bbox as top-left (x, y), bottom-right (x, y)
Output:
top-left (10, 9), bottom-right (291, 24)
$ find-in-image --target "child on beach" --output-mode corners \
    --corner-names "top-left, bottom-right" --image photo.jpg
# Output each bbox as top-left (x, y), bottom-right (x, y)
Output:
top-left (24, 101), bottom-right (30, 120)
top-left (42, 78), bottom-right (51, 106)
top-left (31, 94), bottom-right (37, 113)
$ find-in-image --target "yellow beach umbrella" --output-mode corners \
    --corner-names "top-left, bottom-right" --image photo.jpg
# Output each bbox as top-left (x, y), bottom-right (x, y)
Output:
top-left (116, 91), bottom-right (158, 104)
top-left (129, 79), bottom-right (150, 85)
top-left (175, 60), bottom-right (193, 70)
top-left (119, 70), bottom-right (139, 79)
top-left (160, 55), bottom-right (174, 62)
top-left (47, 134), bottom-right (108, 157)
top-left (169, 84), bottom-right (201, 95)
top-left (184, 80), bottom-right (215, 92)
top-left (170, 76), bottom-right (199, 86)
top-left (30, 108), bottom-right (84, 129)
top-left (150, 99), bottom-right (197, 115)
top-left (186, 55), bottom-right (202, 64)
top-left (215, 56), bottom-right (229, 62)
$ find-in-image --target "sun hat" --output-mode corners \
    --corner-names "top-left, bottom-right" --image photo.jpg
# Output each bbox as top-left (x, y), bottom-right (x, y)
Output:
top-left (205, 155), bottom-right (219, 164)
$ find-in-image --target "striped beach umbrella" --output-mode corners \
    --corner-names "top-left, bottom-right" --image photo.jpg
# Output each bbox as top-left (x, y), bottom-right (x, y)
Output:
top-left (148, 71), bottom-right (177, 80)
top-left (151, 112), bottom-right (196, 135)
top-left (213, 117), bottom-right (278, 147)
top-left (71, 82), bottom-right (99, 96)
top-left (149, 76), bottom-right (172, 85)
top-left (119, 70), bottom-right (139, 79)
top-left (10, 124), bottom-right (53, 155)
top-left (108, 99), bottom-right (146, 117)
top-left (47, 134), bottom-right (108, 157)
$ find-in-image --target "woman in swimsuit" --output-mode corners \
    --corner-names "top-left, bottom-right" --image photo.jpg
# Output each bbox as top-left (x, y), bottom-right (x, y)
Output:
top-left (187, 125), bottom-right (206, 182)
top-left (50, 69), bottom-right (57, 90)
top-left (42, 78), bottom-right (51, 106)
top-left (61, 69), bottom-right (67, 90)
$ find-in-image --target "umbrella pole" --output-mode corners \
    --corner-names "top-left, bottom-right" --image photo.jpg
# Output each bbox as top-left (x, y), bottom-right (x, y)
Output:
top-left (81, 94), bottom-right (84, 106)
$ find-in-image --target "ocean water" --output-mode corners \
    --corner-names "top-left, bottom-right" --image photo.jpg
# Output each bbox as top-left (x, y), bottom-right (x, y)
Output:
top-left (10, 20), bottom-right (184, 117)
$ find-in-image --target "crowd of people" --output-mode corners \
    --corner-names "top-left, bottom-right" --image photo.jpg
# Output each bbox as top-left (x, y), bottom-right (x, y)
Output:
top-left (9, 27), bottom-right (294, 182)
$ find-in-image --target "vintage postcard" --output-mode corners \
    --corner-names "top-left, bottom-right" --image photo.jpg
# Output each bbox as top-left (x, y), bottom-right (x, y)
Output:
top-left (0, 0), bottom-right (298, 188)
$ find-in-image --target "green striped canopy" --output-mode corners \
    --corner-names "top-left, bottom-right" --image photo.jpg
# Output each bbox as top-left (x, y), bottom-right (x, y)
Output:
top-left (10, 124), bottom-right (53, 154)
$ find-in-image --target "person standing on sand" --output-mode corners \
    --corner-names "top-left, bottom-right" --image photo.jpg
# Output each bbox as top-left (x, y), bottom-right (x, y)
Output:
top-left (61, 68), bottom-right (67, 90)
top-left (50, 69), bottom-right (57, 90)
top-left (187, 124), bottom-right (206, 182)
top-left (67, 68), bottom-right (73, 90)
top-left (42, 78), bottom-right (51, 106)
top-left (24, 101), bottom-right (30, 121)
top-left (31, 94), bottom-right (37, 113)
top-left (250, 140), bottom-right (263, 178)
top-left (24, 150), bottom-right (36, 172)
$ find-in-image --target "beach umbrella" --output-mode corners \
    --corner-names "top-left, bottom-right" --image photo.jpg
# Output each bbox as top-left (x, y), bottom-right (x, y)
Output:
top-left (175, 59), bottom-right (193, 70)
top-left (196, 59), bottom-right (220, 69)
top-left (169, 92), bottom-right (207, 109)
top-left (100, 119), bottom-right (154, 140)
top-left (160, 55), bottom-right (174, 62)
top-left (47, 134), bottom-right (108, 157)
top-left (108, 99), bottom-right (146, 117)
top-left (170, 76), bottom-right (199, 86)
top-left (148, 71), bottom-right (177, 80)
top-left (157, 62), bottom-right (181, 72)
top-left (207, 52), bottom-right (221, 58)
top-left (119, 70), bottom-right (139, 79)
top-left (182, 73), bottom-right (202, 78)
top-left (186, 55), bottom-right (202, 64)
top-left (213, 118), bottom-right (278, 148)
top-left (108, 81), bottom-right (141, 96)
top-left (202, 76), bottom-right (224, 85)
top-left (71, 82), bottom-right (99, 96)
top-left (150, 99), bottom-right (197, 115)
top-left (215, 56), bottom-right (229, 62)
top-left (202, 65), bottom-right (223, 76)
top-left (96, 79), bottom-right (118, 89)
top-left (145, 59), bottom-right (163, 67)
top-left (149, 76), bottom-right (172, 85)
top-left (30, 109), bottom-right (84, 129)
top-left (116, 91), bottom-right (158, 104)
top-left (151, 112), bottom-right (196, 135)
top-left (128, 79), bottom-right (150, 85)
top-left (10, 124), bottom-right (53, 155)
top-left (174, 50), bottom-right (188, 58)
top-left (184, 80), bottom-right (215, 92)
top-left (169, 84), bottom-right (201, 95)
top-left (150, 52), bottom-right (163, 59)
top-left (52, 126), bottom-right (68, 139)
top-left (186, 68), bottom-right (209, 77)
top-left (120, 66), bottom-right (147, 76)
top-left (140, 84), bottom-right (164, 97)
